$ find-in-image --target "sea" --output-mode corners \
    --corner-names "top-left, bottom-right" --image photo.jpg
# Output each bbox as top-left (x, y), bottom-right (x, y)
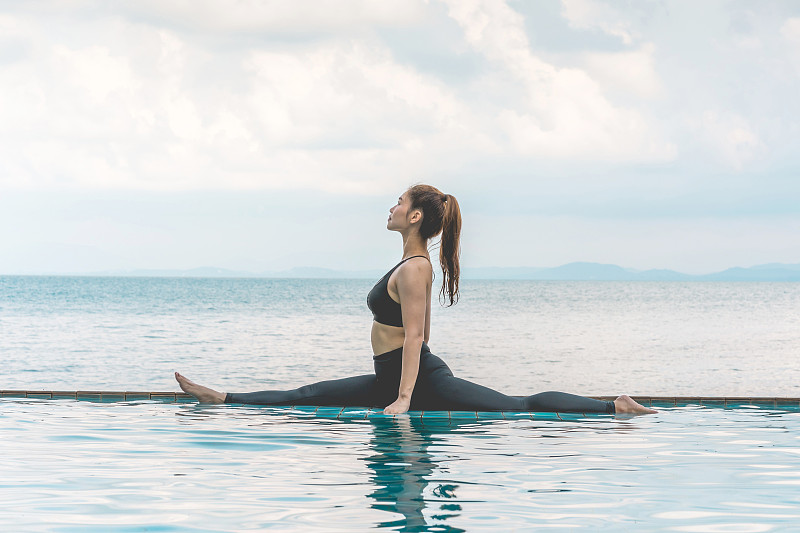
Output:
top-left (2, 276), bottom-right (798, 397)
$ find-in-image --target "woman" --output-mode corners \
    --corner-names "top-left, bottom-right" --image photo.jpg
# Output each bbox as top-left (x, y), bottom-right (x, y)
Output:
top-left (176, 184), bottom-right (655, 415)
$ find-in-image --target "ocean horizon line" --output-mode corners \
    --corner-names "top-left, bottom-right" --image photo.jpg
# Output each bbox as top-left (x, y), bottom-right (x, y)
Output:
top-left (4, 261), bottom-right (800, 282)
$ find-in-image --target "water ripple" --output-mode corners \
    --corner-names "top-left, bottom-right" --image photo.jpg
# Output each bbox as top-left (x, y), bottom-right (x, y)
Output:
top-left (2, 400), bottom-right (800, 531)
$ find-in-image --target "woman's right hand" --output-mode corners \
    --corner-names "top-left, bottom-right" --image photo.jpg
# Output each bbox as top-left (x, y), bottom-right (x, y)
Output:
top-left (383, 397), bottom-right (411, 415)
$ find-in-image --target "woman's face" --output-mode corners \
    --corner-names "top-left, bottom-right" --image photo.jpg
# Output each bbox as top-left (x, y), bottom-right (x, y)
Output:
top-left (387, 192), bottom-right (415, 232)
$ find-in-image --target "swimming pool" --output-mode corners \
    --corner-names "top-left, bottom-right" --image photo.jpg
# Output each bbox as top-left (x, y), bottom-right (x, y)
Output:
top-left (2, 398), bottom-right (799, 531)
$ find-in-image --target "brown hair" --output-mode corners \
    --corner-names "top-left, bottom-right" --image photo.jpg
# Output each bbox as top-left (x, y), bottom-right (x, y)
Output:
top-left (406, 184), bottom-right (461, 306)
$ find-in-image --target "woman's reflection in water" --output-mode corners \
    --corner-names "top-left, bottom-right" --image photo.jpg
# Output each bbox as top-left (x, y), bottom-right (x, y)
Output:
top-left (361, 415), bottom-right (469, 532)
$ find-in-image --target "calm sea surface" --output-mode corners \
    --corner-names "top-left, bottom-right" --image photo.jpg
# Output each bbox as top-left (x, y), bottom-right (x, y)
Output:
top-left (1, 276), bottom-right (798, 396)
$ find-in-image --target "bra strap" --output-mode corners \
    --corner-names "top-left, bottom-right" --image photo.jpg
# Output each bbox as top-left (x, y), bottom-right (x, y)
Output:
top-left (400, 255), bottom-right (429, 264)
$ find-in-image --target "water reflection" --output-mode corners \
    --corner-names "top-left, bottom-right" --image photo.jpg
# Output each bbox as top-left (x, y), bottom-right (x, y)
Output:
top-left (172, 405), bottom-right (631, 531)
top-left (362, 416), bottom-right (470, 532)
top-left (359, 414), bottom-right (636, 531)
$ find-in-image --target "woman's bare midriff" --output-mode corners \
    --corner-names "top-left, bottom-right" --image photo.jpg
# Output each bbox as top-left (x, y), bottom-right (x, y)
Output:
top-left (371, 321), bottom-right (406, 355)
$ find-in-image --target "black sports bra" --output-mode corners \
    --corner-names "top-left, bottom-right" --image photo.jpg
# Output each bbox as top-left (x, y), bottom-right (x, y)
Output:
top-left (367, 255), bottom-right (428, 327)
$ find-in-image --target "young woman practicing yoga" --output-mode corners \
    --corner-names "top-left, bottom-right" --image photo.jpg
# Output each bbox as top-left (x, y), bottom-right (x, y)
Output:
top-left (176, 184), bottom-right (656, 415)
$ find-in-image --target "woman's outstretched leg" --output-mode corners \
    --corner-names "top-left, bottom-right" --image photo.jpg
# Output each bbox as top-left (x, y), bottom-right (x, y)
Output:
top-left (519, 390), bottom-right (616, 414)
top-left (421, 374), bottom-right (619, 413)
top-left (176, 372), bottom-right (379, 407)
top-left (520, 391), bottom-right (655, 414)
top-left (425, 371), bottom-right (655, 414)
top-left (408, 351), bottom-right (614, 412)
top-left (408, 349), bottom-right (655, 414)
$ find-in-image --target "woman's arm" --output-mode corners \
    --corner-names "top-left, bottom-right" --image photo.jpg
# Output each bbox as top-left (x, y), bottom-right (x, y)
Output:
top-left (383, 258), bottom-right (432, 415)
top-left (424, 278), bottom-right (431, 343)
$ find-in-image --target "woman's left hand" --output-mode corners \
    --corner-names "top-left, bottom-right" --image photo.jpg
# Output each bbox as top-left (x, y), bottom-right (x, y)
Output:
top-left (384, 398), bottom-right (411, 415)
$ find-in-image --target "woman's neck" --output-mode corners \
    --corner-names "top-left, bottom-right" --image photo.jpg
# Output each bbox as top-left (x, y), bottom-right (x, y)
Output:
top-left (401, 233), bottom-right (428, 259)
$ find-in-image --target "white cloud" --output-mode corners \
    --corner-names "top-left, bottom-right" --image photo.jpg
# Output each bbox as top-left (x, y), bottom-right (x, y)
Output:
top-left (8, 0), bottom-right (676, 193)
top-left (0, 17), bottom-right (474, 192)
top-left (559, 0), bottom-right (638, 45)
top-left (53, 45), bottom-right (138, 103)
top-left (442, 0), bottom-right (675, 162)
top-left (128, 0), bottom-right (428, 33)
top-left (780, 17), bottom-right (800, 42)
top-left (244, 42), bottom-right (464, 147)
top-left (0, 0), bottom-right (794, 199)
top-left (734, 36), bottom-right (763, 51)
top-left (0, 0), bottom-right (694, 194)
top-left (694, 111), bottom-right (765, 171)
top-left (581, 43), bottom-right (662, 99)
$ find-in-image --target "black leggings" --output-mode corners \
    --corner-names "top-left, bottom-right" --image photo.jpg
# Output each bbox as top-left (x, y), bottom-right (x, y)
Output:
top-left (225, 343), bottom-right (615, 413)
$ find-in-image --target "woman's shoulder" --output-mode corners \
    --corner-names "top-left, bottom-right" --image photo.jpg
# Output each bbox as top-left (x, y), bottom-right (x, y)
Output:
top-left (396, 256), bottom-right (433, 279)
top-left (403, 255), bottom-right (432, 267)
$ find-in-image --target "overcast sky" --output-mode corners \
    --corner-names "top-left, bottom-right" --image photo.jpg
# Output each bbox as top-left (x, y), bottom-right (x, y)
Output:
top-left (1, 0), bottom-right (799, 275)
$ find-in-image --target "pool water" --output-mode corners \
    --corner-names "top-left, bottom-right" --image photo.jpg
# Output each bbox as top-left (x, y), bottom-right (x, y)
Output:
top-left (2, 399), bottom-right (799, 532)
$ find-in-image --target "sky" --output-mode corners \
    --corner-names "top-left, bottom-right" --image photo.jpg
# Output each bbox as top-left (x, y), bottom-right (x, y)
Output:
top-left (1, 0), bottom-right (799, 275)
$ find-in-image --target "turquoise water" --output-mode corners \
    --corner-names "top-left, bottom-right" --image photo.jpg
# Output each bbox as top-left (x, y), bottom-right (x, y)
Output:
top-left (2, 398), bottom-right (800, 531)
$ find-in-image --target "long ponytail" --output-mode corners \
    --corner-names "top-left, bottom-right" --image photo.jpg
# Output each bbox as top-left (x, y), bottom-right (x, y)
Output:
top-left (407, 184), bottom-right (461, 306)
top-left (439, 193), bottom-right (461, 306)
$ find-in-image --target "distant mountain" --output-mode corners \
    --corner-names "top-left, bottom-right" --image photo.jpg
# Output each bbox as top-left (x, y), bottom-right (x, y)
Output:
top-left (88, 266), bottom-right (385, 279)
top-left (532, 262), bottom-right (634, 280)
top-left (64, 262), bottom-right (800, 281)
top-left (463, 263), bottom-right (692, 281)
top-left (92, 267), bottom-right (259, 278)
top-left (460, 266), bottom-right (546, 280)
top-left (463, 262), bottom-right (800, 281)
top-left (268, 267), bottom-right (384, 279)
top-left (698, 266), bottom-right (800, 281)
top-left (632, 268), bottom-right (694, 281)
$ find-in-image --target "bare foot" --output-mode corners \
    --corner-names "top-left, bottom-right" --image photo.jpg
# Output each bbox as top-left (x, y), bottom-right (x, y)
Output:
top-left (614, 394), bottom-right (657, 415)
top-left (175, 372), bottom-right (225, 404)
